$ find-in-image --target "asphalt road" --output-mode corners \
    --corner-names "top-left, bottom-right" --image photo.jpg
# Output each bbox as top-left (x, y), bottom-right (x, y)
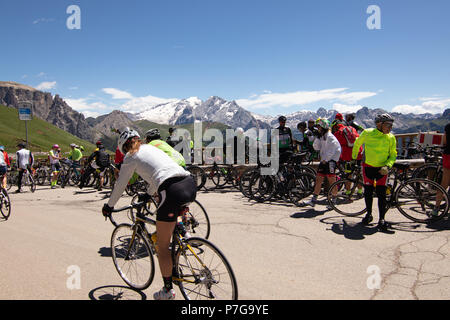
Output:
top-left (1, 184), bottom-right (449, 300)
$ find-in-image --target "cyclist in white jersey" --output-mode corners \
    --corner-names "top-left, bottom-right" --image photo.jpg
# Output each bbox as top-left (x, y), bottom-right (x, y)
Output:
top-left (102, 129), bottom-right (196, 300)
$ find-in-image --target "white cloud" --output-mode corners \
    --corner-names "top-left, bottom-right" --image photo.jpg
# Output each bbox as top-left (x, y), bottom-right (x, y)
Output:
top-left (332, 103), bottom-right (365, 114)
top-left (236, 88), bottom-right (377, 110)
top-left (36, 81), bottom-right (57, 91)
top-left (102, 88), bottom-right (134, 100)
top-left (392, 98), bottom-right (450, 115)
top-left (33, 18), bottom-right (55, 24)
top-left (65, 98), bottom-right (108, 111)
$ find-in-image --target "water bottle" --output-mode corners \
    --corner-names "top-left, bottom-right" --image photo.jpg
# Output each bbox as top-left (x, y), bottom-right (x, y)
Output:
top-left (177, 221), bottom-right (187, 237)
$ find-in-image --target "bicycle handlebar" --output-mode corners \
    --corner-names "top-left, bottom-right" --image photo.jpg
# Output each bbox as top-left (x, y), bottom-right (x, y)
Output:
top-left (111, 201), bottom-right (145, 213)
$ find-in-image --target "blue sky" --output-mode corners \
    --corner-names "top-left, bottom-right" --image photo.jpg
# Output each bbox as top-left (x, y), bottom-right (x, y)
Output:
top-left (1, 0), bottom-right (449, 118)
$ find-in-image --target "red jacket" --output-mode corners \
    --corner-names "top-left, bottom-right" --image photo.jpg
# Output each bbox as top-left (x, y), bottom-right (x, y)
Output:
top-left (114, 147), bottom-right (125, 165)
top-left (1, 151), bottom-right (10, 166)
top-left (333, 125), bottom-right (362, 161)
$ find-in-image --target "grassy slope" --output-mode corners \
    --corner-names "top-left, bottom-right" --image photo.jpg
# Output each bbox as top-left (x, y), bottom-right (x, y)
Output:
top-left (0, 105), bottom-right (97, 157)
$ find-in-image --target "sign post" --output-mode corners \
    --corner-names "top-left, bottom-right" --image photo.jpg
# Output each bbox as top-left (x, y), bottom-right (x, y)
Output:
top-left (18, 101), bottom-right (33, 147)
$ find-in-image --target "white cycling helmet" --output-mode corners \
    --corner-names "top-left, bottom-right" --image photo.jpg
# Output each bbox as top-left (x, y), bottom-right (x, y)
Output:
top-left (118, 129), bottom-right (141, 154)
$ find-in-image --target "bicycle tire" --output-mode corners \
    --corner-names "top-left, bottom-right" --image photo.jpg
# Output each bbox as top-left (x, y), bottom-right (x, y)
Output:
top-left (174, 237), bottom-right (238, 300)
top-left (0, 188), bottom-right (11, 220)
top-left (238, 167), bottom-right (259, 198)
top-left (185, 200), bottom-right (211, 239)
top-left (111, 224), bottom-right (155, 290)
top-left (395, 178), bottom-right (449, 223)
top-left (210, 167), bottom-right (227, 188)
top-left (187, 165), bottom-right (207, 191)
top-left (288, 172), bottom-right (316, 206)
top-left (412, 164), bottom-right (442, 183)
top-left (248, 173), bottom-right (276, 203)
top-left (327, 179), bottom-right (367, 216)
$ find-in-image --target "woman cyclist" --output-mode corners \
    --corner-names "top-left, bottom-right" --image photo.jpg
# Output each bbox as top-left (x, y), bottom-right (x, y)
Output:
top-left (102, 129), bottom-right (196, 300)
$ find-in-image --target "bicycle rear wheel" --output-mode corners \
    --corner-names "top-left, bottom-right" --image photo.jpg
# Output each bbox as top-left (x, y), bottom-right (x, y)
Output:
top-left (395, 178), bottom-right (449, 223)
top-left (111, 224), bottom-right (155, 290)
top-left (327, 179), bottom-right (367, 216)
top-left (0, 188), bottom-right (11, 220)
top-left (174, 237), bottom-right (238, 300)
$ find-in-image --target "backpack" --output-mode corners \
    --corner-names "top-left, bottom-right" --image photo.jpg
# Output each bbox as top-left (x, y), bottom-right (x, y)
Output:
top-left (342, 126), bottom-right (357, 147)
top-left (96, 149), bottom-right (110, 168)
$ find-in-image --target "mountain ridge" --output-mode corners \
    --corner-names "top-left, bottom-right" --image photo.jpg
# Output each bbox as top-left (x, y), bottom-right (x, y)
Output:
top-left (1, 81), bottom-right (448, 150)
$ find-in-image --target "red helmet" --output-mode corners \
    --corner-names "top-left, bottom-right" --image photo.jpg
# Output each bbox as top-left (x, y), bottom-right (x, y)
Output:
top-left (96, 141), bottom-right (102, 146)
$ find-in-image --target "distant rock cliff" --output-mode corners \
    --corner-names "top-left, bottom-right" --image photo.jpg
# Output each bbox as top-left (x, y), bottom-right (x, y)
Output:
top-left (0, 81), bottom-right (94, 141)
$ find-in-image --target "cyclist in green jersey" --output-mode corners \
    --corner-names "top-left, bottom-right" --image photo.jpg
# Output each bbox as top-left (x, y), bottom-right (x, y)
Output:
top-left (145, 129), bottom-right (186, 168)
top-left (352, 113), bottom-right (397, 231)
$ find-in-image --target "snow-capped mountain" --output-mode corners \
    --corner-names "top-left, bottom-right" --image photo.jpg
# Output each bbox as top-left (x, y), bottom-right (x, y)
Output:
top-left (135, 96), bottom-right (271, 130)
top-left (133, 95), bottom-right (447, 134)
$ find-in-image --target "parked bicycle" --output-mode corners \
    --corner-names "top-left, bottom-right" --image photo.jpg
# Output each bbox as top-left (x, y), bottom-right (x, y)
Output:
top-left (107, 201), bottom-right (238, 300)
top-left (327, 162), bottom-right (450, 224)
top-left (7, 167), bottom-right (35, 193)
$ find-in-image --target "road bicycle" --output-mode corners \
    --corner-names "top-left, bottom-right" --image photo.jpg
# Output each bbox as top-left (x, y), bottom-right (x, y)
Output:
top-left (327, 162), bottom-right (450, 224)
top-left (245, 152), bottom-right (316, 205)
top-left (0, 175), bottom-right (11, 220)
top-left (60, 159), bottom-right (82, 188)
top-left (107, 201), bottom-right (238, 300)
top-left (206, 163), bottom-right (240, 190)
top-left (108, 193), bottom-right (211, 240)
top-left (7, 167), bottom-right (36, 193)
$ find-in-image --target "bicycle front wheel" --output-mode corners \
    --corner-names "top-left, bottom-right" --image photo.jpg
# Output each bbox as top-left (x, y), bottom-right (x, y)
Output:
top-left (327, 179), bottom-right (367, 216)
top-left (395, 178), bottom-right (449, 223)
top-left (185, 200), bottom-right (211, 239)
top-left (174, 237), bottom-right (238, 300)
top-left (111, 224), bottom-right (155, 290)
top-left (0, 188), bottom-right (11, 220)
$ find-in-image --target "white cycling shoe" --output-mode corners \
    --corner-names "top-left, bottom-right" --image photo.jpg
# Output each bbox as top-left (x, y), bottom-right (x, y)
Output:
top-left (153, 287), bottom-right (176, 300)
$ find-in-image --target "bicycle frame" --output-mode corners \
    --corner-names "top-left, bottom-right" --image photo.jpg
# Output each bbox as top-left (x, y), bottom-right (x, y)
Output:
top-left (122, 203), bottom-right (209, 286)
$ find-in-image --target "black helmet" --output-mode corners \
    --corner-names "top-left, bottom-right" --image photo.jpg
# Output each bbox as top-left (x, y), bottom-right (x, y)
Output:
top-left (297, 121), bottom-right (306, 129)
top-left (375, 113), bottom-right (394, 124)
top-left (278, 116), bottom-right (287, 122)
top-left (146, 128), bottom-right (161, 141)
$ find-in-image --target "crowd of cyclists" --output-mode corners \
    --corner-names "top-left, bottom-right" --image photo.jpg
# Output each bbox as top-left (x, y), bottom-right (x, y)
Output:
top-left (1, 115), bottom-right (449, 299)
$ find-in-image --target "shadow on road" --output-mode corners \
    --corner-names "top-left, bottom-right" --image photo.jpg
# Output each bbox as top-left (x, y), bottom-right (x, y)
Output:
top-left (320, 216), bottom-right (383, 240)
top-left (290, 209), bottom-right (327, 219)
top-left (88, 285), bottom-right (147, 300)
top-left (98, 247), bottom-right (112, 257)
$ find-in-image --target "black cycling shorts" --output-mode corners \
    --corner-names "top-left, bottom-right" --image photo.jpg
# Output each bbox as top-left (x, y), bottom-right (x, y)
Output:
top-left (317, 160), bottom-right (337, 176)
top-left (157, 175), bottom-right (197, 222)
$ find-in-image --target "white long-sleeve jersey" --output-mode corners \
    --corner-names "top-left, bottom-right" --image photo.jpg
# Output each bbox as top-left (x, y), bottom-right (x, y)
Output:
top-left (312, 131), bottom-right (342, 162)
top-left (107, 144), bottom-right (189, 207)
